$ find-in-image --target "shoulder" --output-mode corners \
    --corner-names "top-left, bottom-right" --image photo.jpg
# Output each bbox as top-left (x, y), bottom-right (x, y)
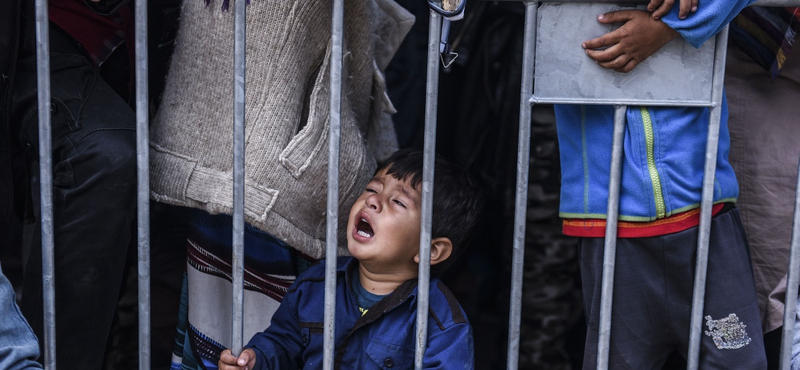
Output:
top-left (427, 279), bottom-right (469, 330)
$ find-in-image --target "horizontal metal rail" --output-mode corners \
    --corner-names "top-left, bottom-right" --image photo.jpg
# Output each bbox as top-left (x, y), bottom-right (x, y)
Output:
top-left (475, 0), bottom-right (800, 5)
top-left (530, 97), bottom-right (716, 107)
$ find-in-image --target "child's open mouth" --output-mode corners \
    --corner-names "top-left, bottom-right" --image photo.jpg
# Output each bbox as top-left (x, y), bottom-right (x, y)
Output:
top-left (356, 217), bottom-right (374, 238)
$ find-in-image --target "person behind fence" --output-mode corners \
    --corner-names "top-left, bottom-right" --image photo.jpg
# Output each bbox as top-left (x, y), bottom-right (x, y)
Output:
top-left (216, 149), bottom-right (483, 370)
top-left (1, 0), bottom-right (139, 368)
top-left (553, 0), bottom-right (768, 368)
top-left (147, 0), bottom-right (414, 368)
top-left (0, 263), bottom-right (43, 370)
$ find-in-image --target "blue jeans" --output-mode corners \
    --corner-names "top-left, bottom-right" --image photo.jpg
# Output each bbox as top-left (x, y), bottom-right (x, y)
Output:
top-left (0, 263), bottom-right (42, 370)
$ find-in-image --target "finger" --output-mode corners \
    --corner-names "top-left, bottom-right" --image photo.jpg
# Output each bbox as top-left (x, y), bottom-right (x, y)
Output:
top-left (678, 0), bottom-right (698, 19)
top-left (219, 350), bottom-right (238, 365)
top-left (582, 30), bottom-right (622, 51)
top-left (597, 54), bottom-right (632, 71)
top-left (585, 46), bottom-right (623, 63)
top-left (595, 10), bottom-right (635, 24)
top-left (651, 0), bottom-right (674, 20)
top-left (678, 0), bottom-right (689, 19)
top-left (616, 59), bottom-right (639, 73)
top-left (238, 349), bottom-right (254, 367)
top-left (646, 0), bottom-right (663, 12)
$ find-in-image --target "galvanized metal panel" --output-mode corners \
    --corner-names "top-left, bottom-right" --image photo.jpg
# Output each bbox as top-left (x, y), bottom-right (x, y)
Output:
top-left (534, 3), bottom-right (716, 106)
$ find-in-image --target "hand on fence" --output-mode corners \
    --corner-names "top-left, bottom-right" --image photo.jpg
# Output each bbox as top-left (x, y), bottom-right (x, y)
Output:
top-left (219, 348), bottom-right (257, 370)
top-left (647, 0), bottom-right (698, 20)
top-left (581, 10), bottom-right (680, 73)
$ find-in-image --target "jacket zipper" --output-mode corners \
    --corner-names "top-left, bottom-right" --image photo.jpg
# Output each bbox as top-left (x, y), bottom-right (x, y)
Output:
top-left (639, 107), bottom-right (666, 219)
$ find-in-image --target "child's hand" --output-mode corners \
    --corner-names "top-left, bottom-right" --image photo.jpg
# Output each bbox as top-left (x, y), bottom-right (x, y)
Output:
top-left (219, 348), bottom-right (257, 370)
top-left (582, 10), bottom-right (680, 73)
top-left (646, 0), bottom-right (698, 20)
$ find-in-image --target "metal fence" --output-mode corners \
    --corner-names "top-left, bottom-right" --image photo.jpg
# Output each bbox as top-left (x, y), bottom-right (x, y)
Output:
top-left (27, 0), bottom-right (800, 370)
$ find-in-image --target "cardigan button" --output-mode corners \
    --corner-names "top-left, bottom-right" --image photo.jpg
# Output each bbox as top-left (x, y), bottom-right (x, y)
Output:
top-left (384, 358), bottom-right (394, 368)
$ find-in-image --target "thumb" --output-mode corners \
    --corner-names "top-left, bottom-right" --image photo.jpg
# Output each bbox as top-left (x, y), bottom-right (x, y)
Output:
top-left (597, 10), bottom-right (633, 24)
top-left (237, 350), bottom-right (251, 366)
top-left (236, 348), bottom-right (255, 366)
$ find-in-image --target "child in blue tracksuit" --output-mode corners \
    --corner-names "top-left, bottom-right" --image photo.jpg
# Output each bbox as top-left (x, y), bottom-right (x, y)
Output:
top-left (218, 149), bottom-right (482, 370)
top-left (556, 1), bottom-right (768, 369)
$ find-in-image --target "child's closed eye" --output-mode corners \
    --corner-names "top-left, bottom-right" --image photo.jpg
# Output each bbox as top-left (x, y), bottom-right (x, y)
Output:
top-left (393, 199), bottom-right (407, 208)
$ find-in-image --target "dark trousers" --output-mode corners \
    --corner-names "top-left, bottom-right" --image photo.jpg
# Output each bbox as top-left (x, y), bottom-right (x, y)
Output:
top-left (11, 26), bottom-right (137, 370)
top-left (580, 208), bottom-right (767, 370)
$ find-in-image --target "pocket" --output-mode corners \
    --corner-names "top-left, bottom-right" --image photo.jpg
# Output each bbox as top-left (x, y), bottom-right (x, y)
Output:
top-left (279, 44), bottom-right (331, 178)
top-left (298, 321), bottom-right (324, 346)
top-left (366, 337), bottom-right (414, 370)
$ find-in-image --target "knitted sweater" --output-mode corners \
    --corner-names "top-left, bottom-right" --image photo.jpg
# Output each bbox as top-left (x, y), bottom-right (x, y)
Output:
top-left (149, 0), bottom-right (413, 259)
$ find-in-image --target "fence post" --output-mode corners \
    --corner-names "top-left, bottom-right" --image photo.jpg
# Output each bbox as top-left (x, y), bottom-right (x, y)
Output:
top-left (230, 0), bottom-right (247, 357)
top-left (33, 0), bottom-right (56, 367)
top-left (323, 1), bottom-right (345, 369)
top-left (134, 0), bottom-right (151, 367)
top-left (506, 2), bottom-right (537, 369)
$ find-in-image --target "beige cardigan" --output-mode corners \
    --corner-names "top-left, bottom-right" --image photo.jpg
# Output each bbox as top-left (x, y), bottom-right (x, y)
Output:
top-left (149, 0), bottom-right (413, 259)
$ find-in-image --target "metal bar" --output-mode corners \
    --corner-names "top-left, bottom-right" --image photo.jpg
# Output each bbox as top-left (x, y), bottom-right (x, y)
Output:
top-left (506, 3), bottom-right (537, 370)
top-left (595, 105), bottom-right (627, 370)
top-left (134, 0), bottom-right (151, 368)
top-left (230, 0), bottom-right (246, 357)
top-left (322, 1), bottom-right (344, 369)
top-left (686, 26), bottom-right (730, 370)
top-left (475, 0), bottom-right (800, 5)
top-left (34, 1), bottom-right (56, 368)
top-left (529, 97), bottom-right (715, 108)
top-left (414, 8), bottom-right (442, 370)
top-left (752, 0), bottom-right (800, 5)
top-left (779, 159), bottom-right (800, 370)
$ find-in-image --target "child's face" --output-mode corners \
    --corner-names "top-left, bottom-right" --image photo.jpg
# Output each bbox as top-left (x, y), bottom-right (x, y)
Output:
top-left (347, 169), bottom-right (422, 275)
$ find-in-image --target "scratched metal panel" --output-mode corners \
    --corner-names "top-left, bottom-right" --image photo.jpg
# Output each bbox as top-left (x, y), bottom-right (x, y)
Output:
top-left (534, 3), bottom-right (716, 105)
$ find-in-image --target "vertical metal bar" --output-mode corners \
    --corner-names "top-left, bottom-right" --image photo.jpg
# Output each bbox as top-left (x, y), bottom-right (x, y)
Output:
top-left (34, 1), bottom-right (56, 368)
top-left (230, 0), bottom-right (246, 357)
top-left (687, 26), bottom-right (730, 370)
top-left (779, 158), bottom-right (800, 370)
top-left (506, 2), bottom-right (537, 370)
top-left (414, 8), bottom-right (441, 370)
top-left (595, 105), bottom-right (627, 370)
top-left (322, 1), bottom-right (344, 369)
top-left (134, 0), bottom-right (151, 368)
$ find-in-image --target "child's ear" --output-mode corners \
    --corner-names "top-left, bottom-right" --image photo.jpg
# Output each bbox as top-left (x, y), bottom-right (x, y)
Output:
top-left (429, 237), bottom-right (453, 266)
top-left (412, 237), bottom-right (453, 265)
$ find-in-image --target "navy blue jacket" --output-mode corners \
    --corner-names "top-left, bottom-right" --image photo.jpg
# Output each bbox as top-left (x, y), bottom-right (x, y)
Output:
top-left (245, 257), bottom-right (474, 370)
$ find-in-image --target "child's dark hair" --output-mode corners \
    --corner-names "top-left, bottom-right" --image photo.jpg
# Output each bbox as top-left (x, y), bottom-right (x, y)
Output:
top-left (377, 148), bottom-right (483, 275)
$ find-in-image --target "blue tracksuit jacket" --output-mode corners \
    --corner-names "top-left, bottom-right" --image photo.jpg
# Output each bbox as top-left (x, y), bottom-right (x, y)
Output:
top-left (555, 0), bottom-right (756, 221)
top-left (245, 257), bottom-right (474, 370)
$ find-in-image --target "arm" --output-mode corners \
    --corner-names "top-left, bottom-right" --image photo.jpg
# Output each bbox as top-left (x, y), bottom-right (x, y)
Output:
top-left (423, 323), bottom-right (475, 370)
top-left (218, 284), bottom-right (307, 370)
top-left (660, 0), bottom-right (756, 48)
